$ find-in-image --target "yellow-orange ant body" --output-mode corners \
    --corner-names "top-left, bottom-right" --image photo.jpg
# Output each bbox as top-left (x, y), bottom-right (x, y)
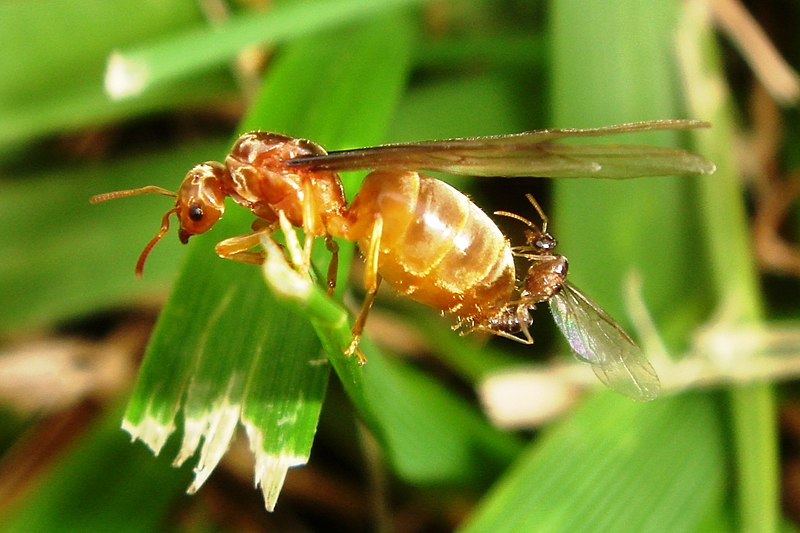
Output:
top-left (92, 120), bottom-right (713, 397)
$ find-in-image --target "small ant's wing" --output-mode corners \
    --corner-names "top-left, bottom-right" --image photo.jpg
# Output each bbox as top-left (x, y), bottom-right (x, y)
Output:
top-left (549, 283), bottom-right (660, 401)
top-left (287, 119), bottom-right (715, 179)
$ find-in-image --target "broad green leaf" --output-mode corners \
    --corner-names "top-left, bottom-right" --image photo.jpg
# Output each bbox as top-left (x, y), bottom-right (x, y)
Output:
top-left (550, 0), bottom-right (703, 332)
top-left (459, 1), bottom-right (733, 531)
top-left (541, 1), bottom-right (775, 531)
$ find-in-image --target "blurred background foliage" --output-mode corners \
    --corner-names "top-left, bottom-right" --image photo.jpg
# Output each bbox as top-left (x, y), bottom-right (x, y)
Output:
top-left (2, 0), bottom-right (800, 531)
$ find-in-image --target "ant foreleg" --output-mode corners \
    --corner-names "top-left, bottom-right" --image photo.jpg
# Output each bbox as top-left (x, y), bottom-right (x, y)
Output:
top-left (215, 224), bottom-right (276, 265)
top-left (300, 176), bottom-right (322, 273)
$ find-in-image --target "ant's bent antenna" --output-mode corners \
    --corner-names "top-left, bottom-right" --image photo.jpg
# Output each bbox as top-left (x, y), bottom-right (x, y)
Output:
top-left (136, 207), bottom-right (178, 277)
top-left (494, 193), bottom-right (549, 233)
top-left (90, 185), bottom-right (179, 277)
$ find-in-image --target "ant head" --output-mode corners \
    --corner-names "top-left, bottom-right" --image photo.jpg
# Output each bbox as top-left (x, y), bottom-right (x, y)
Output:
top-left (494, 194), bottom-right (557, 253)
top-left (175, 162), bottom-right (227, 243)
top-left (89, 161), bottom-right (228, 277)
top-left (525, 228), bottom-right (557, 252)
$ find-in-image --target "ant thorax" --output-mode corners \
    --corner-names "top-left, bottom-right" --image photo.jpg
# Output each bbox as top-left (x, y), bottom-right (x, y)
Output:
top-left (520, 255), bottom-right (568, 303)
top-left (224, 132), bottom-right (347, 233)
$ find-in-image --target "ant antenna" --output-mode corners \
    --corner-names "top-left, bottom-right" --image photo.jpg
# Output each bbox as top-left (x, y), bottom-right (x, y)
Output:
top-left (494, 193), bottom-right (549, 233)
top-left (136, 207), bottom-right (178, 277)
top-left (90, 185), bottom-right (179, 277)
top-left (90, 185), bottom-right (177, 204)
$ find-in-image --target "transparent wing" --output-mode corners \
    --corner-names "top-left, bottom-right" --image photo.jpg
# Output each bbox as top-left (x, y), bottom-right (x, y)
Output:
top-left (287, 119), bottom-right (715, 179)
top-left (549, 282), bottom-right (660, 401)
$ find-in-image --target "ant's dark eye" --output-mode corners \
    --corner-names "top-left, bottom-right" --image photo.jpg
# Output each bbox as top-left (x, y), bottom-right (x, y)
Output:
top-left (535, 235), bottom-right (557, 250)
top-left (188, 205), bottom-right (204, 221)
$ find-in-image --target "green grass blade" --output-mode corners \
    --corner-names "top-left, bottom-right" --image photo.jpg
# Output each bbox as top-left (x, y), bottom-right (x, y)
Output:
top-left (121, 19), bottom-right (404, 510)
top-left (677, 3), bottom-right (776, 530)
top-left (106, 0), bottom-right (427, 99)
top-left (460, 394), bottom-right (725, 533)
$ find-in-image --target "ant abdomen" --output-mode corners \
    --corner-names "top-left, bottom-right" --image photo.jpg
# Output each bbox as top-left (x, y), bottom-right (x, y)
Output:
top-left (346, 169), bottom-right (515, 324)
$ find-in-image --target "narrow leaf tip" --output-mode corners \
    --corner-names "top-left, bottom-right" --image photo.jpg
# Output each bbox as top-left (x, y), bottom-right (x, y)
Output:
top-left (246, 423), bottom-right (307, 511)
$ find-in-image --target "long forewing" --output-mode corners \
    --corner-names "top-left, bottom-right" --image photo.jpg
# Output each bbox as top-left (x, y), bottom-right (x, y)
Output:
top-left (287, 119), bottom-right (715, 178)
top-left (549, 283), bottom-right (660, 401)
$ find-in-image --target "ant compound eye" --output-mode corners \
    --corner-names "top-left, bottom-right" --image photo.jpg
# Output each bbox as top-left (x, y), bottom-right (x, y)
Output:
top-left (188, 205), bottom-right (204, 221)
top-left (536, 234), bottom-right (557, 250)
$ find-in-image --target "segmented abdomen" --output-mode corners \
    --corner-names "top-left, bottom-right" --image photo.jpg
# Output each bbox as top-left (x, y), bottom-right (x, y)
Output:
top-left (349, 170), bottom-right (515, 323)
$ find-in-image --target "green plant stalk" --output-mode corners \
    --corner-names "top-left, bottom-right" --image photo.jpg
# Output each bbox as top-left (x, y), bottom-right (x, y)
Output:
top-left (259, 232), bottom-right (524, 481)
top-left (677, 3), bottom-right (775, 531)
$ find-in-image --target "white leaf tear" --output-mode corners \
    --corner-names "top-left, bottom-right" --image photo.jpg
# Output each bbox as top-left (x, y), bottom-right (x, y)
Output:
top-left (245, 421), bottom-right (307, 512)
top-left (183, 401), bottom-right (242, 493)
top-left (121, 414), bottom-right (177, 455)
top-left (122, 386), bottom-right (310, 511)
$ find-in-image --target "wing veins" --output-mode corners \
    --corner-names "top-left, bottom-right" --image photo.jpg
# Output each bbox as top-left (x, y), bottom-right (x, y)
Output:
top-left (550, 283), bottom-right (660, 400)
top-left (286, 119), bottom-right (714, 178)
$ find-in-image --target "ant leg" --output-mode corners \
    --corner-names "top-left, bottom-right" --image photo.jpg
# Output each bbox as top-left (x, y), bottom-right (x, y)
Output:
top-left (324, 235), bottom-right (339, 296)
top-left (514, 302), bottom-right (535, 344)
top-left (363, 215), bottom-right (383, 292)
top-left (461, 299), bottom-right (535, 344)
top-left (301, 177), bottom-right (319, 271)
top-left (465, 320), bottom-right (535, 344)
top-left (277, 210), bottom-right (307, 272)
top-left (475, 327), bottom-right (534, 344)
top-left (345, 275), bottom-right (382, 364)
top-left (344, 214), bottom-right (384, 363)
top-left (215, 225), bottom-right (276, 265)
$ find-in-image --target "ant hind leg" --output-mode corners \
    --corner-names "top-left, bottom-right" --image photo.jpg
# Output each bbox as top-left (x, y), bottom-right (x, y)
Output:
top-left (324, 235), bottom-right (339, 296)
top-left (344, 214), bottom-right (385, 363)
